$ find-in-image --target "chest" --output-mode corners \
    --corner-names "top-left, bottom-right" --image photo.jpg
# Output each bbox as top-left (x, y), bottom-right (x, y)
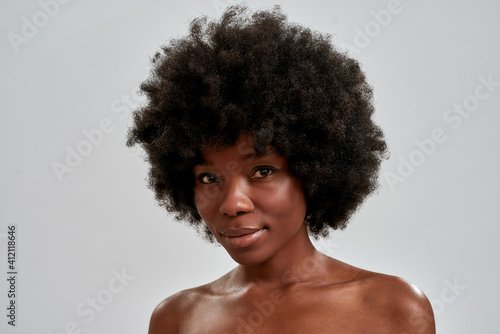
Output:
top-left (178, 287), bottom-right (380, 334)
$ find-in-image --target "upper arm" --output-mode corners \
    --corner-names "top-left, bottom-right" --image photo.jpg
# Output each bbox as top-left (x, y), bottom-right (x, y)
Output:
top-left (148, 296), bottom-right (181, 334)
top-left (381, 276), bottom-right (436, 334)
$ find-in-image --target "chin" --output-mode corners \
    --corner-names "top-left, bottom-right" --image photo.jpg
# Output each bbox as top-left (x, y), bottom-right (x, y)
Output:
top-left (224, 246), bottom-right (273, 266)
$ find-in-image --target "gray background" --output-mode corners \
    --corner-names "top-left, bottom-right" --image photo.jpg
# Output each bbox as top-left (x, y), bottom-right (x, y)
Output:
top-left (1, 0), bottom-right (499, 333)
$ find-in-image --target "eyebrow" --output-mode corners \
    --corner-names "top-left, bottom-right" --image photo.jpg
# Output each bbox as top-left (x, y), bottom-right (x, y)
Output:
top-left (243, 146), bottom-right (278, 160)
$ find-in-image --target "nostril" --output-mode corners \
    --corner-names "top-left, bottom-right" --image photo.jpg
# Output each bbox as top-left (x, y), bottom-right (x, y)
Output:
top-left (222, 208), bottom-right (253, 217)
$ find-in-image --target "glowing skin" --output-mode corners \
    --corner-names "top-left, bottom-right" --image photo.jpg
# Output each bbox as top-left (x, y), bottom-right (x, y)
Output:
top-left (147, 136), bottom-right (436, 334)
top-left (193, 136), bottom-right (310, 267)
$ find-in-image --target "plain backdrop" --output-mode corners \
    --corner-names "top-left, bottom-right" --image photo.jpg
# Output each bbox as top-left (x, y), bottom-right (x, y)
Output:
top-left (1, 0), bottom-right (499, 333)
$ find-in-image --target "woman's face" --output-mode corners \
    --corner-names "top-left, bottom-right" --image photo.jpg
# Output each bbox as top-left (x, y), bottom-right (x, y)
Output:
top-left (193, 135), bottom-right (308, 265)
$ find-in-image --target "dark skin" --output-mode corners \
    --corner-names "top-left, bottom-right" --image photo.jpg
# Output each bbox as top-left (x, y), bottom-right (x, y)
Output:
top-left (149, 135), bottom-right (435, 334)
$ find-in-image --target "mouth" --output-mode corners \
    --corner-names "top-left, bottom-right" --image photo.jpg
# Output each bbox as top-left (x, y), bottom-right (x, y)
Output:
top-left (220, 228), bottom-right (266, 248)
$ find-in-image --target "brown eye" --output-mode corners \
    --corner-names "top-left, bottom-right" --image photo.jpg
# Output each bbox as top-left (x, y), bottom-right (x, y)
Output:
top-left (251, 167), bottom-right (275, 179)
top-left (198, 174), bottom-right (218, 184)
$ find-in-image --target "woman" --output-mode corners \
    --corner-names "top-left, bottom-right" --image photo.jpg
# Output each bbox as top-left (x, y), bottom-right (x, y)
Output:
top-left (127, 5), bottom-right (435, 333)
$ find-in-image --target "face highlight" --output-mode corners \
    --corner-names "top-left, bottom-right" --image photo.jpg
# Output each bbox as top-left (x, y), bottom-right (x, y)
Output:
top-left (193, 135), bottom-right (308, 265)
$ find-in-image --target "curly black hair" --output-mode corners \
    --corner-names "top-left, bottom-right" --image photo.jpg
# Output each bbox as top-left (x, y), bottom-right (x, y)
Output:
top-left (127, 5), bottom-right (388, 241)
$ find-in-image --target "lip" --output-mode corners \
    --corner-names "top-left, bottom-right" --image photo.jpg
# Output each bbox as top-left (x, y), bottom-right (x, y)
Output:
top-left (221, 228), bottom-right (265, 248)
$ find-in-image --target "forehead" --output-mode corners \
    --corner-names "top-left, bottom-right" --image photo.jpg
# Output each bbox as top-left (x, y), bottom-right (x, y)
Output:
top-left (198, 135), bottom-right (279, 166)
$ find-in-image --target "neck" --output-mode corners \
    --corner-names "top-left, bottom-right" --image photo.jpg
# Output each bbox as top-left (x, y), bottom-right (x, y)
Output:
top-left (233, 224), bottom-right (327, 289)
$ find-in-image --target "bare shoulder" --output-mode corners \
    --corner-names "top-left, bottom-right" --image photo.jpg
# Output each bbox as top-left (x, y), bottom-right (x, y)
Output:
top-left (147, 271), bottom-right (236, 334)
top-left (356, 271), bottom-right (436, 333)
top-left (322, 258), bottom-right (435, 333)
top-left (148, 285), bottom-right (209, 334)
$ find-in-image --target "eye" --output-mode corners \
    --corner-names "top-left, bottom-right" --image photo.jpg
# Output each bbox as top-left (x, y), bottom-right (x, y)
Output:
top-left (198, 173), bottom-right (219, 184)
top-left (251, 167), bottom-right (276, 179)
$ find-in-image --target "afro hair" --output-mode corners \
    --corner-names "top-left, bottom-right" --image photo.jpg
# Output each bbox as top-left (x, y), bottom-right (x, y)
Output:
top-left (127, 5), bottom-right (388, 240)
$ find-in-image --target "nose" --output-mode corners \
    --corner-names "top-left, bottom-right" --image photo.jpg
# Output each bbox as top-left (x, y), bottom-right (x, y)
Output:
top-left (218, 177), bottom-right (254, 217)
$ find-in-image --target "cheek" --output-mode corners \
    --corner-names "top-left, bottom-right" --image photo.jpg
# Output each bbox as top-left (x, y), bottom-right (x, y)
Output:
top-left (262, 179), bottom-right (307, 221)
top-left (194, 186), bottom-right (218, 220)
